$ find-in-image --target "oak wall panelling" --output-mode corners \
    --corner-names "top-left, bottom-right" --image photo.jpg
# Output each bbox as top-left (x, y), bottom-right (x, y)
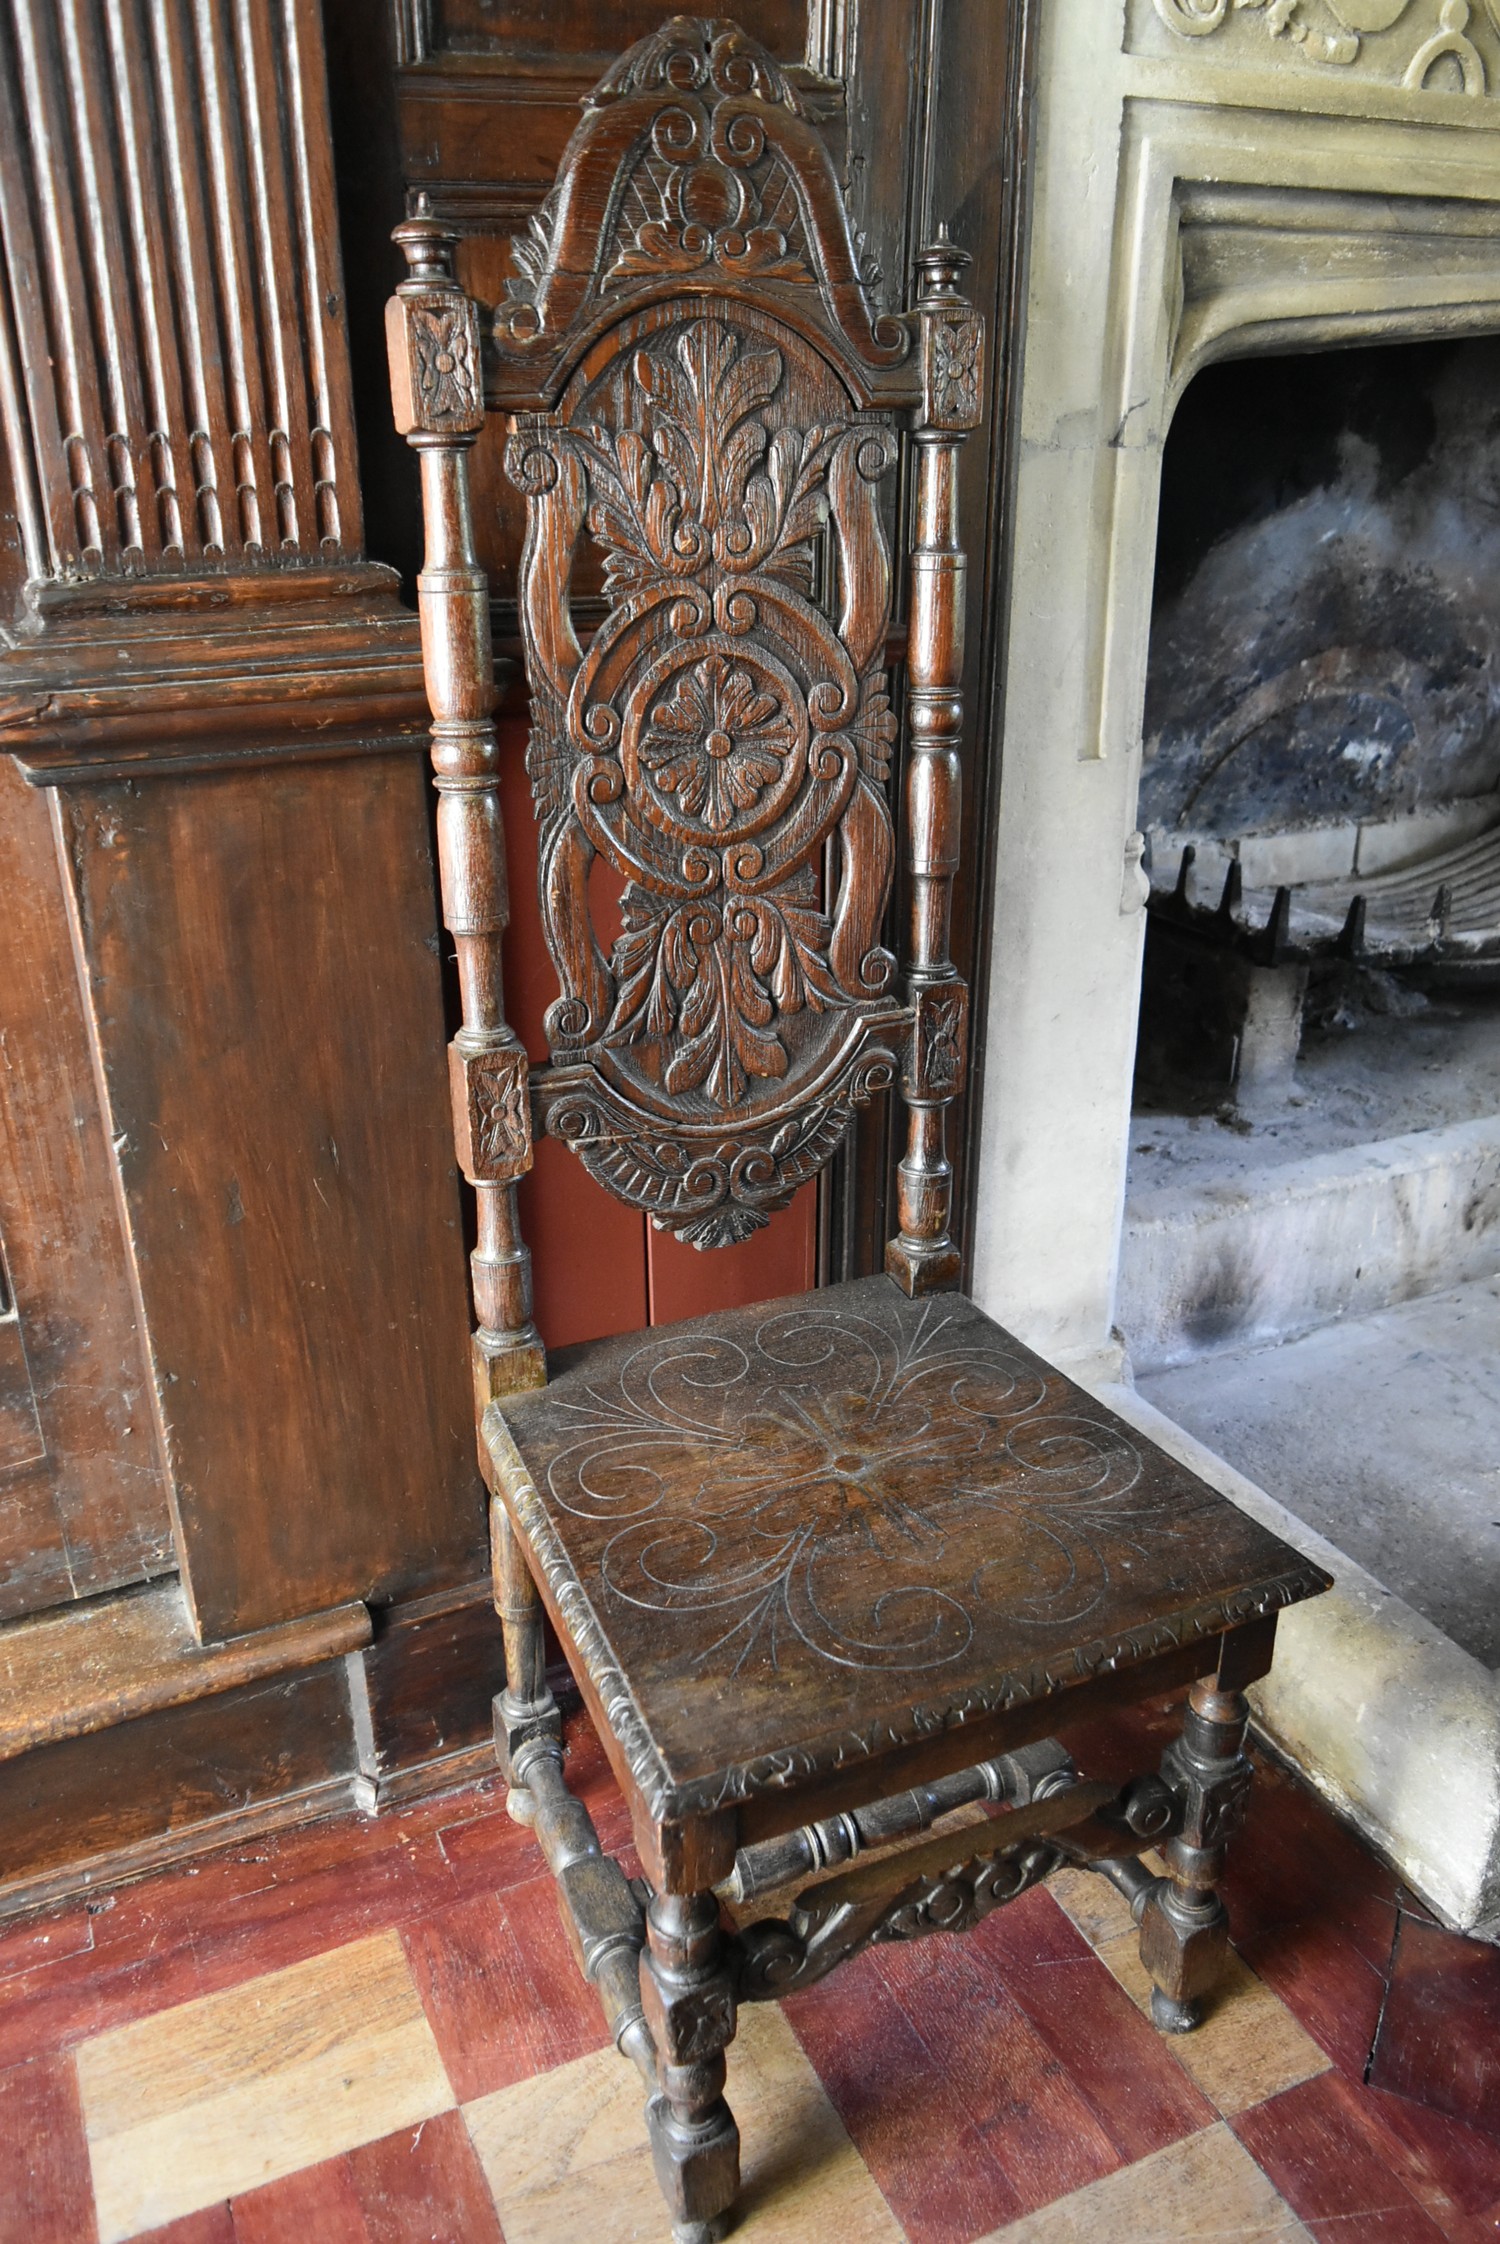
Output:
top-left (0, 0), bottom-right (502, 1909)
top-left (0, 754), bottom-right (175, 1623)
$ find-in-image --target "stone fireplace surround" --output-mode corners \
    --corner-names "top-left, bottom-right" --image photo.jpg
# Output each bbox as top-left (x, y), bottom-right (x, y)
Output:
top-left (969, 0), bottom-right (1500, 1931)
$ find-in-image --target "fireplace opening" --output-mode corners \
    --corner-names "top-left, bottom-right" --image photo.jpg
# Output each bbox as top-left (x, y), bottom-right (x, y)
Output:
top-left (1119, 336), bottom-right (1500, 1671)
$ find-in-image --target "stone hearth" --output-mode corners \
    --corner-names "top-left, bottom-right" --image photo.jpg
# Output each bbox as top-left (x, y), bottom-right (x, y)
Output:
top-left (969, 0), bottom-right (1500, 1932)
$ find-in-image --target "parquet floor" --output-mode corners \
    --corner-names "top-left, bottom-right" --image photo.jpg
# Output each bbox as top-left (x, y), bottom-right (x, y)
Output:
top-left (3, 1696), bottom-right (1498, 2244)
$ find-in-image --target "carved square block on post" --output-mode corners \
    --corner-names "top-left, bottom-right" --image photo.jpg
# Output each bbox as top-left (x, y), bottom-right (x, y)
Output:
top-left (449, 1040), bottom-right (533, 1184)
top-left (920, 306), bottom-right (984, 433)
top-left (908, 980), bottom-right (970, 1101)
top-left (386, 288), bottom-right (486, 439)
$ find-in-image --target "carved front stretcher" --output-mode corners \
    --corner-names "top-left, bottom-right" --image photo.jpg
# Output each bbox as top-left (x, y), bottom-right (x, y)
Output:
top-left (387, 18), bottom-right (1330, 2243)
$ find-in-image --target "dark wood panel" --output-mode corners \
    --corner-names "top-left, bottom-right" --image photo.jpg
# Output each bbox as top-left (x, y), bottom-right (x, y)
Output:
top-left (351, 1580), bottom-right (504, 1787)
top-left (0, 1663), bottom-right (352, 1901)
top-left (411, 0), bottom-right (807, 61)
top-left (0, 1578), bottom-right (369, 1760)
top-left (57, 750), bottom-right (480, 1638)
top-left (0, 757), bottom-right (173, 1622)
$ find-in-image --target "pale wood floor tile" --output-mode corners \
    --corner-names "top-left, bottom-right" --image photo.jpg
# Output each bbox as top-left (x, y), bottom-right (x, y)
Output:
top-left (1095, 1931), bottom-right (1329, 2118)
top-left (1046, 1864), bottom-right (1140, 1949)
top-left (465, 2001), bottom-right (903, 2244)
top-left (77, 1930), bottom-right (454, 2242)
top-left (978, 2121), bottom-right (1315, 2243)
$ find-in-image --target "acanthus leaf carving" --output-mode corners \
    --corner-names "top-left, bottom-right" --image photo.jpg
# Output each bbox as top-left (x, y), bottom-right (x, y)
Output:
top-left (510, 306), bottom-right (905, 1242)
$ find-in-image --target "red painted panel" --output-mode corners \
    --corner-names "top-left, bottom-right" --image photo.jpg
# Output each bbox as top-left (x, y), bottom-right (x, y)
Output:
top-left (497, 713), bottom-right (648, 1349)
top-left (647, 1182), bottom-right (817, 1327)
top-left (499, 705), bottom-right (818, 1343)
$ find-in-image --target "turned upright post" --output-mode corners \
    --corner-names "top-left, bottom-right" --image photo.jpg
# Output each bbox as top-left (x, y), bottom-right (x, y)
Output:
top-left (887, 230), bottom-right (983, 1296)
top-left (386, 218), bottom-right (545, 1405)
top-left (388, 220), bottom-right (558, 1812)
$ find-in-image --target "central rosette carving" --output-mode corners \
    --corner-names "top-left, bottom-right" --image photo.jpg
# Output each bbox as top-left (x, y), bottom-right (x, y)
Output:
top-left (639, 651), bottom-right (797, 835)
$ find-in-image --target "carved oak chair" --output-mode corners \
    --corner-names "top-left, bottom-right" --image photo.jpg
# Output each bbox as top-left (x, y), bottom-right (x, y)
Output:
top-left (387, 20), bottom-right (1329, 2240)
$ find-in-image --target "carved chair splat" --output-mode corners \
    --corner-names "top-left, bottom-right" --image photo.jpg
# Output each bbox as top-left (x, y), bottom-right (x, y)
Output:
top-left (387, 20), bottom-right (1330, 2240)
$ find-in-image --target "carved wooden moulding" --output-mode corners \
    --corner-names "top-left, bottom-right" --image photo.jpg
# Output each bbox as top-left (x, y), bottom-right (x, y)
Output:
top-left (490, 16), bottom-right (932, 1246)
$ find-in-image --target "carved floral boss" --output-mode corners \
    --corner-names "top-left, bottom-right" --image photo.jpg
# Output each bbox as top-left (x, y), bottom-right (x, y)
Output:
top-left (508, 314), bottom-right (904, 1232)
top-left (539, 1301), bottom-right (1159, 1678)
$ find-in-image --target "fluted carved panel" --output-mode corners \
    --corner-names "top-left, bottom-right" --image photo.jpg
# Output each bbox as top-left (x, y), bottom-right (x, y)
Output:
top-left (0, 0), bottom-right (360, 586)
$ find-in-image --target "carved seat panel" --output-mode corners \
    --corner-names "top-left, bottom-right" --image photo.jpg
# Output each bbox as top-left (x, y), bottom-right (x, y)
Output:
top-left (485, 1277), bottom-right (1325, 1824)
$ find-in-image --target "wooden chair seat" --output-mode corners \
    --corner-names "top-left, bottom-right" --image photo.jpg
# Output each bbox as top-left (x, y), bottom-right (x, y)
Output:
top-left (484, 1275), bottom-right (1323, 1834)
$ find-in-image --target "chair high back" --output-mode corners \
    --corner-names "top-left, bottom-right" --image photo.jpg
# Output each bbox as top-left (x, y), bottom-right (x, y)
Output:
top-left (388, 15), bottom-right (982, 1394)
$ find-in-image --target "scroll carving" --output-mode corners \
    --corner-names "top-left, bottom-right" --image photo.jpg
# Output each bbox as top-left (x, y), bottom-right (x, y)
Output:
top-left (736, 1833), bottom-right (1068, 1998)
top-left (490, 15), bottom-right (910, 402)
top-left (1151, 0), bottom-right (1498, 90)
top-left (508, 306), bottom-right (907, 1244)
top-left (733, 1776), bottom-right (1162, 1999)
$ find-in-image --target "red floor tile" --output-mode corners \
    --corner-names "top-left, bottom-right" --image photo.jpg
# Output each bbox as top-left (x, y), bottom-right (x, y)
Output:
top-left (1320, 2069), bottom-right (1500, 2243)
top-left (432, 1799), bottom-right (550, 1901)
top-left (402, 1878), bottom-right (608, 2101)
top-left (1224, 1752), bottom-right (1403, 1966)
top-left (346, 2113), bottom-right (505, 2243)
top-left (786, 1948), bottom-right (1027, 2244)
top-left (872, 1931), bottom-right (1125, 2218)
top-left (967, 1885), bottom-right (1215, 2161)
top-left (1236, 1901), bottom-right (1392, 2081)
top-left (0, 1937), bottom-right (208, 2073)
top-left (1234, 2071), bottom-right (1455, 2243)
top-left (0, 2052), bottom-right (98, 2244)
top-left (230, 2159), bottom-right (371, 2244)
top-left (1370, 1912), bottom-right (1500, 2144)
top-left (497, 1871), bottom-right (612, 2069)
top-left (226, 2115), bottom-right (504, 2243)
top-left (134, 2213), bottom-right (237, 2244)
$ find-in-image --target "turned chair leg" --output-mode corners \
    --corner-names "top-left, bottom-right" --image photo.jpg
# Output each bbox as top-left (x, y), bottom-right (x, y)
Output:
top-left (640, 1890), bottom-right (741, 2244)
top-left (491, 1498), bottom-right (562, 1825)
top-left (1139, 1674), bottom-right (1254, 2033)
